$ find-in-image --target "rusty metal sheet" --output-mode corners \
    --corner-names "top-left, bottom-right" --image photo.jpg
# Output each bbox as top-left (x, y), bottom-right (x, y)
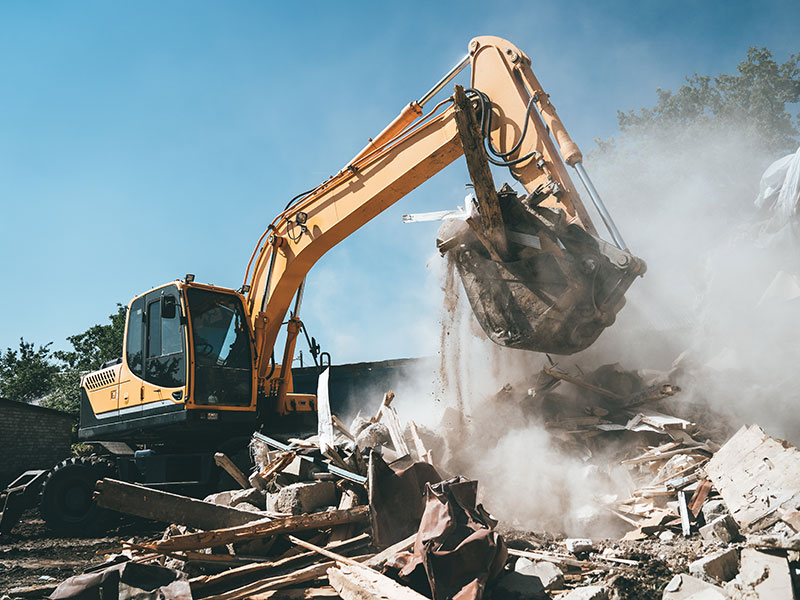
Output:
top-left (387, 477), bottom-right (507, 600)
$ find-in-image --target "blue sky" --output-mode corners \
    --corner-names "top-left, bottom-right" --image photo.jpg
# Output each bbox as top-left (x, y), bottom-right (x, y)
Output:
top-left (1, 1), bottom-right (798, 364)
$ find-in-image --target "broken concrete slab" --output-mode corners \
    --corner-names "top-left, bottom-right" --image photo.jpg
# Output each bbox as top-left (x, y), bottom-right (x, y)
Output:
top-left (204, 490), bottom-right (234, 506)
top-left (689, 548), bottom-right (739, 584)
top-left (724, 547), bottom-right (794, 600)
top-left (662, 574), bottom-right (727, 600)
top-left (701, 499), bottom-right (729, 524)
top-left (514, 557), bottom-right (564, 591)
top-left (229, 487), bottom-right (266, 510)
top-left (495, 569), bottom-right (547, 599)
top-left (565, 538), bottom-right (594, 554)
top-left (268, 481), bottom-right (337, 515)
top-left (705, 424), bottom-right (800, 532)
top-left (557, 585), bottom-right (607, 600)
top-left (355, 422), bottom-right (391, 450)
top-left (699, 514), bottom-right (740, 544)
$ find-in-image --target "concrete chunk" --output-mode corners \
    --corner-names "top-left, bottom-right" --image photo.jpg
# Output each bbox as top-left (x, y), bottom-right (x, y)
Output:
top-left (559, 585), bottom-right (607, 600)
top-left (689, 548), bottom-right (739, 583)
top-left (701, 499), bottom-right (729, 524)
top-left (229, 487), bottom-right (266, 510)
top-left (565, 538), bottom-right (595, 554)
top-left (662, 574), bottom-right (727, 600)
top-left (203, 490), bottom-right (233, 506)
top-left (515, 557), bottom-right (564, 590)
top-left (267, 481), bottom-right (337, 515)
top-left (699, 514), bottom-right (740, 544)
top-left (495, 570), bottom-right (547, 599)
top-left (728, 547), bottom-right (794, 600)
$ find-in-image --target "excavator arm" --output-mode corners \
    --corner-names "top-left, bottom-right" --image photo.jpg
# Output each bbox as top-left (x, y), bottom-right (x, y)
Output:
top-left (243, 36), bottom-right (645, 403)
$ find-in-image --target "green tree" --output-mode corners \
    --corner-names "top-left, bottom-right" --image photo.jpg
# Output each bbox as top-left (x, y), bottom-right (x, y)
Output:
top-left (45, 305), bottom-right (127, 415)
top-left (615, 46), bottom-right (800, 152)
top-left (0, 339), bottom-right (58, 403)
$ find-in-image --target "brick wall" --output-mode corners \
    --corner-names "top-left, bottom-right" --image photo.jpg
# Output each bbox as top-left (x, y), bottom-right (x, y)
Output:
top-left (0, 399), bottom-right (74, 487)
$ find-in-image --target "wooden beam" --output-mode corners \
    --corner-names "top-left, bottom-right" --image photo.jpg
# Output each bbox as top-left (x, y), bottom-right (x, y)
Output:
top-left (379, 405), bottom-right (409, 458)
top-left (94, 479), bottom-right (264, 530)
top-left (214, 452), bottom-right (250, 489)
top-left (190, 533), bottom-right (371, 594)
top-left (147, 505), bottom-right (370, 552)
top-left (362, 532), bottom-right (416, 569)
top-left (408, 421), bottom-right (432, 465)
top-left (328, 564), bottom-right (430, 600)
top-left (451, 84), bottom-right (509, 261)
top-left (202, 561), bottom-right (334, 600)
top-left (287, 536), bottom-right (429, 600)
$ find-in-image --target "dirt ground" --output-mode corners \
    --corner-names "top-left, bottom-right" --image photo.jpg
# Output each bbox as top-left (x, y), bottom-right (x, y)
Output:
top-left (0, 510), bottom-right (163, 596)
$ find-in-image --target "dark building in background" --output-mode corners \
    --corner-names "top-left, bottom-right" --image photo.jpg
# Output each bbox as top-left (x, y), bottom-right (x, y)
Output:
top-left (0, 399), bottom-right (74, 487)
top-left (292, 357), bottom-right (432, 419)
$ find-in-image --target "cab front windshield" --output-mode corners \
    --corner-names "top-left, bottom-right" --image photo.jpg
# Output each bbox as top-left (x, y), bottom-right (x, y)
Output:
top-left (186, 288), bottom-right (252, 406)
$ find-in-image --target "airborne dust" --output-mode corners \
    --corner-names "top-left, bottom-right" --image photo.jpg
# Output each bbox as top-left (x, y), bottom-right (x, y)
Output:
top-left (390, 120), bottom-right (800, 536)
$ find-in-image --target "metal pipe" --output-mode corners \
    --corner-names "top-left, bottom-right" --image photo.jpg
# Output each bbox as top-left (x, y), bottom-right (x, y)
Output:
top-left (417, 53), bottom-right (470, 107)
top-left (573, 162), bottom-right (629, 252)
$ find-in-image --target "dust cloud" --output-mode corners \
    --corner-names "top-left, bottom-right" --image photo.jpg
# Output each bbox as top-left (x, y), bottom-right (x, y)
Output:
top-left (402, 120), bottom-right (800, 536)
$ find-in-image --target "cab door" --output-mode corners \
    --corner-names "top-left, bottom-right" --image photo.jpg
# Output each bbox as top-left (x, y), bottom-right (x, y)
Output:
top-left (141, 286), bottom-right (187, 413)
top-left (118, 295), bottom-right (145, 417)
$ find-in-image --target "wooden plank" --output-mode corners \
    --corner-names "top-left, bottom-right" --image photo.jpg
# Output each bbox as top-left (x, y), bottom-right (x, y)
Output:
top-left (251, 451), bottom-right (296, 490)
top-left (379, 405), bottom-right (409, 457)
top-left (507, 548), bottom-right (627, 572)
top-left (332, 414), bottom-right (355, 441)
top-left (622, 446), bottom-right (706, 465)
top-left (287, 535), bottom-right (428, 600)
top-left (687, 479), bottom-right (713, 518)
top-left (542, 365), bottom-right (624, 400)
top-left (361, 532), bottom-right (416, 569)
top-left (94, 479), bottom-right (265, 530)
top-left (678, 491), bottom-right (691, 537)
top-left (408, 421), bottom-right (432, 465)
top-left (373, 391), bottom-right (395, 423)
top-left (328, 564), bottom-right (430, 600)
top-left (451, 84), bottom-right (509, 261)
top-left (202, 561), bottom-right (334, 600)
top-left (147, 505), bottom-right (370, 552)
top-left (330, 488), bottom-right (360, 542)
top-left (214, 452), bottom-right (250, 489)
top-left (248, 588), bottom-right (340, 600)
top-left (190, 533), bottom-right (370, 594)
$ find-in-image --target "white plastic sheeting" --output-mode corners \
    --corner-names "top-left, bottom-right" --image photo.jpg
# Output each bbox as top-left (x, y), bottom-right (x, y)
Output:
top-left (755, 146), bottom-right (800, 227)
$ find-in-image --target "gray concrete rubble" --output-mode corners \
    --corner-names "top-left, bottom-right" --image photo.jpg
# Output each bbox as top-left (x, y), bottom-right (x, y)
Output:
top-left (688, 548), bottom-right (739, 584)
top-left (267, 480), bottom-right (337, 515)
top-left (515, 557), bottom-right (565, 590)
top-left (662, 574), bottom-right (727, 600)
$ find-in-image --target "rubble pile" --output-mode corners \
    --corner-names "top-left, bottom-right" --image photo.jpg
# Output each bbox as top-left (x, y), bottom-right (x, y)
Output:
top-left (6, 376), bottom-right (800, 600)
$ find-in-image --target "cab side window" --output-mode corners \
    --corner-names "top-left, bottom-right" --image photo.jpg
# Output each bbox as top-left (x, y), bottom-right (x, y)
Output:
top-left (144, 295), bottom-right (185, 388)
top-left (126, 298), bottom-right (144, 377)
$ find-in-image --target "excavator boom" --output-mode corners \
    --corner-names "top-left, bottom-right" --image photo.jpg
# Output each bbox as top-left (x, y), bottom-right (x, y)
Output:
top-left (244, 36), bottom-right (645, 386)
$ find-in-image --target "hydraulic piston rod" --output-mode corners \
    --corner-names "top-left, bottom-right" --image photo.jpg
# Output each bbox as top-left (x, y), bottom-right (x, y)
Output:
top-left (573, 162), bottom-right (629, 252)
top-left (418, 53), bottom-right (471, 107)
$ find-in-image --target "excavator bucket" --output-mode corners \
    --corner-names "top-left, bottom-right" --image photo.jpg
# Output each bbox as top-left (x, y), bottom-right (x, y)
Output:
top-left (438, 189), bottom-right (646, 355)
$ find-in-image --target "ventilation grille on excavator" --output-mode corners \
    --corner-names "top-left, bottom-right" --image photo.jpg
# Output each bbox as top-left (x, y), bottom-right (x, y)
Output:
top-left (84, 368), bottom-right (118, 390)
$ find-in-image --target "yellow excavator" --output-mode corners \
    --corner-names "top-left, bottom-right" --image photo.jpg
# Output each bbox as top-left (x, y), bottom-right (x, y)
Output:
top-left (0, 36), bottom-right (644, 534)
